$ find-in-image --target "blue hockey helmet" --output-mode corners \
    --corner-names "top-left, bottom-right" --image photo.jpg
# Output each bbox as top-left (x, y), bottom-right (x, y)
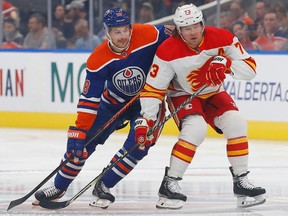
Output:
top-left (103, 8), bottom-right (131, 31)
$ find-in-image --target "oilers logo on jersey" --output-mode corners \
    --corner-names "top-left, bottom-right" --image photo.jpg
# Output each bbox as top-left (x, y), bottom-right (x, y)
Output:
top-left (113, 66), bottom-right (146, 96)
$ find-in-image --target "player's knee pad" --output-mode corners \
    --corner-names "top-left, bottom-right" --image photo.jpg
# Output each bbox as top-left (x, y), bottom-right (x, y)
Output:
top-left (215, 110), bottom-right (247, 139)
top-left (178, 115), bottom-right (207, 147)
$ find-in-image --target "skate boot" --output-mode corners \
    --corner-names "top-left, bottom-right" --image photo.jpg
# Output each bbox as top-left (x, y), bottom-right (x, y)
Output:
top-left (229, 166), bottom-right (266, 208)
top-left (32, 186), bottom-right (66, 206)
top-left (156, 167), bottom-right (187, 209)
top-left (89, 179), bottom-right (115, 209)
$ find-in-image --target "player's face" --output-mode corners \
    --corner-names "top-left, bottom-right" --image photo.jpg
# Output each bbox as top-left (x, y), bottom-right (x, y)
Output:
top-left (109, 25), bottom-right (132, 50)
top-left (180, 23), bottom-right (203, 49)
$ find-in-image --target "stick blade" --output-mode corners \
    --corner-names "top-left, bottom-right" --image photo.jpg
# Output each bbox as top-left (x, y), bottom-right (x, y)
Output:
top-left (39, 199), bottom-right (70, 209)
top-left (7, 197), bottom-right (27, 211)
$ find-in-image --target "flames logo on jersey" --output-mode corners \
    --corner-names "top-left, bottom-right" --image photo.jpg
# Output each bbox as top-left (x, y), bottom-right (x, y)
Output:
top-left (113, 66), bottom-right (146, 96)
top-left (186, 57), bottom-right (214, 91)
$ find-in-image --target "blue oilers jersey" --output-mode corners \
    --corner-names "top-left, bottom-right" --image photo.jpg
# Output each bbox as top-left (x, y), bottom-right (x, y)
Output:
top-left (75, 24), bottom-right (172, 130)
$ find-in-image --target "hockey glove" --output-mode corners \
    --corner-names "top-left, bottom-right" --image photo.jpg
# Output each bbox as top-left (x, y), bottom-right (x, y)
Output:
top-left (206, 55), bottom-right (232, 86)
top-left (67, 126), bottom-right (88, 163)
top-left (135, 118), bottom-right (155, 150)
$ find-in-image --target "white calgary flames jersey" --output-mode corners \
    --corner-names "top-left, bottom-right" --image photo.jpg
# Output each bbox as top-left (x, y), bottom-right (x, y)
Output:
top-left (140, 26), bottom-right (257, 121)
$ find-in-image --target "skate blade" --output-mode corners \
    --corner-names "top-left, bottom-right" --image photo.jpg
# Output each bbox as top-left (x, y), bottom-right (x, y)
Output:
top-left (89, 197), bottom-right (112, 209)
top-left (32, 197), bottom-right (62, 206)
top-left (237, 194), bottom-right (266, 208)
top-left (156, 197), bottom-right (184, 209)
top-left (32, 200), bottom-right (40, 206)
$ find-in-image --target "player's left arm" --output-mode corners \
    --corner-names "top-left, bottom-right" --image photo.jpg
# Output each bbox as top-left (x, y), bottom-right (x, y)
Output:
top-left (225, 37), bottom-right (257, 81)
top-left (154, 24), bottom-right (175, 43)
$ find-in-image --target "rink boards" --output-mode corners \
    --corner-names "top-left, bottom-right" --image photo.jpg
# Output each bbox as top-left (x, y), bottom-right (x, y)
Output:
top-left (0, 50), bottom-right (287, 140)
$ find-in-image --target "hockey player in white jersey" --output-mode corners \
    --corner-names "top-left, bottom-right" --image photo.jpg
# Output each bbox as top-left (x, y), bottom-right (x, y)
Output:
top-left (135, 3), bottom-right (266, 209)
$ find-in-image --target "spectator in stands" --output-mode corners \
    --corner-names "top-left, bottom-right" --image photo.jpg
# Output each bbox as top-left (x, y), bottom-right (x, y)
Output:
top-left (272, 1), bottom-right (288, 35)
top-left (74, 19), bottom-right (102, 49)
top-left (230, 0), bottom-right (255, 40)
top-left (253, 11), bottom-right (288, 50)
top-left (52, 4), bottom-right (68, 48)
top-left (252, 0), bottom-right (270, 40)
top-left (152, 0), bottom-right (173, 19)
top-left (219, 12), bottom-right (234, 32)
top-left (16, 0), bottom-right (37, 37)
top-left (254, 0), bottom-right (270, 29)
top-left (230, 0), bottom-right (254, 26)
top-left (23, 13), bottom-right (56, 49)
top-left (2, 0), bottom-right (19, 25)
top-left (2, 17), bottom-right (23, 48)
top-left (136, 2), bottom-right (155, 23)
top-left (67, 0), bottom-right (86, 21)
top-left (52, 4), bottom-right (66, 33)
top-left (111, 0), bottom-right (129, 13)
top-left (62, 4), bottom-right (78, 47)
top-left (232, 21), bottom-right (256, 50)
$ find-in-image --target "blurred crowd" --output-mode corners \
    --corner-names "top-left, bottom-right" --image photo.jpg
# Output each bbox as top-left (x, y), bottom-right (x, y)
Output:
top-left (2, 0), bottom-right (288, 51)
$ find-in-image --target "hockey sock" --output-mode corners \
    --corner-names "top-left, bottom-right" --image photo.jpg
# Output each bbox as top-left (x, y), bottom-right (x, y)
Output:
top-left (54, 153), bottom-right (86, 190)
top-left (169, 139), bottom-right (197, 178)
top-left (227, 136), bottom-right (249, 175)
top-left (102, 147), bottom-right (139, 188)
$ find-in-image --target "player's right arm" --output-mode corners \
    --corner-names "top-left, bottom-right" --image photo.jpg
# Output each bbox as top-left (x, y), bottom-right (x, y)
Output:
top-left (135, 53), bottom-right (174, 147)
top-left (140, 54), bottom-right (175, 121)
top-left (67, 47), bottom-right (108, 161)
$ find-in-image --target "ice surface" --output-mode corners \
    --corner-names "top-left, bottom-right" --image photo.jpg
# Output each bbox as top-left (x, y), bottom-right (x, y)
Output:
top-left (1, 128), bottom-right (287, 215)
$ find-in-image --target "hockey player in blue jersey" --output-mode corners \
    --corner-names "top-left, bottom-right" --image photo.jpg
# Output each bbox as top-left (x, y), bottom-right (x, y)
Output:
top-left (32, 8), bottom-right (173, 209)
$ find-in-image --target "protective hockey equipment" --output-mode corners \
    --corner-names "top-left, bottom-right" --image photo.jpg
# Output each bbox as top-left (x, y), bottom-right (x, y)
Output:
top-left (32, 186), bottom-right (65, 206)
top-left (134, 118), bottom-right (155, 149)
top-left (67, 126), bottom-right (88, 163)
top-left (156, 167), bottom-right (187, 209)
top-left (103, 8), bottom-right (131, 31)
top-left (174, 4), bottom-right (204, 32)
top-left (206, 55), bottom-right (232, 86)
top-left (229, 166), bottom-right (266, 208)
top-left (90, 180), bottom-right (115, 209)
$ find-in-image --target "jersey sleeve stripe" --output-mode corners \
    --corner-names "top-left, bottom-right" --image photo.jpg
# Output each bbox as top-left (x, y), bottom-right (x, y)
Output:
top-left (243, 57), bottom-right (256, 72)
top-left (79, 95), bottom-right (101, 102)
top-left (140, 84), bottom-right (167, 101)
top-left (78, 101), bottom-right (100, 109)
top-left (76, 108), bottom-right (97, 114)
top-left (103, 88), bottom-right (119, 105)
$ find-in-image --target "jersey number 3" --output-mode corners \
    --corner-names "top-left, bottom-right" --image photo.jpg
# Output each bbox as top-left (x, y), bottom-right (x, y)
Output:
top-left (149, 64), bottom-right (159, 78)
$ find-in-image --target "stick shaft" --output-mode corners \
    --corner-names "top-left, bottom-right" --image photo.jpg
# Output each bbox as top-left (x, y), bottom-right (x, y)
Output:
top-left (38, 85), bottom-right (206, 209)
top-left (7, 94), bottom-right (140, 211)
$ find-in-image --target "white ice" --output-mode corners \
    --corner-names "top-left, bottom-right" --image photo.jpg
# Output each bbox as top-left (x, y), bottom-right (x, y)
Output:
top-left (0, 128), bottom-right (288, 216)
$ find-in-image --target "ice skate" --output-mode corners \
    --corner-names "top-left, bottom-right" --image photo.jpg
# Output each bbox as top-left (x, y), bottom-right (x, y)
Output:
top-left (156, 167), bottom-right (187, 209)
top-left (229, 166), bottom-right (266, 208)
top-left (32, 186), bottom-right (65, 206)
top-left (89, 179), bottom-right (115, 209)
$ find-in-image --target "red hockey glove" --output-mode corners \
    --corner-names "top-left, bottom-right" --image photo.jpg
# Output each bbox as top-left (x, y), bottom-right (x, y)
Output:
top-left (206, 55), bottom-right (232, 86)
top-left (134, 118), bottom-right (155, 150)
top-left (67, 126), bottom-right (88, 163)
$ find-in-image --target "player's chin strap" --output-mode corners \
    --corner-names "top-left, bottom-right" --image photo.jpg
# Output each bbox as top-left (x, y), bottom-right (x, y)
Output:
top-left (37, 85), bottom-right (207, 210)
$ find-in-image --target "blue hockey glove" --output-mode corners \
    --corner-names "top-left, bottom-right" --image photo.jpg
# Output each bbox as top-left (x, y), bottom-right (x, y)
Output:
top-left (67, 126), bottom-right (88, 163)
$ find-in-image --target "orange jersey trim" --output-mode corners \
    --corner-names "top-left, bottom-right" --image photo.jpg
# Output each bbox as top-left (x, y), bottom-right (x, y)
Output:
top-left (75, 112), bottom-right (97, 130)
top-left (87, 24), bottom-right (160, 71)
top-left (77, 101), bottom-right (100, 109)
top-left (243, 57), bottom-right (256, 72)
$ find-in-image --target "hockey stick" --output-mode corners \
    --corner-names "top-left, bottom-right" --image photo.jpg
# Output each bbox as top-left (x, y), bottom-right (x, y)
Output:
top-left (7, 94), bottom-right (140, 211)
top-left (38, 84), bottom-right (207, 209)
